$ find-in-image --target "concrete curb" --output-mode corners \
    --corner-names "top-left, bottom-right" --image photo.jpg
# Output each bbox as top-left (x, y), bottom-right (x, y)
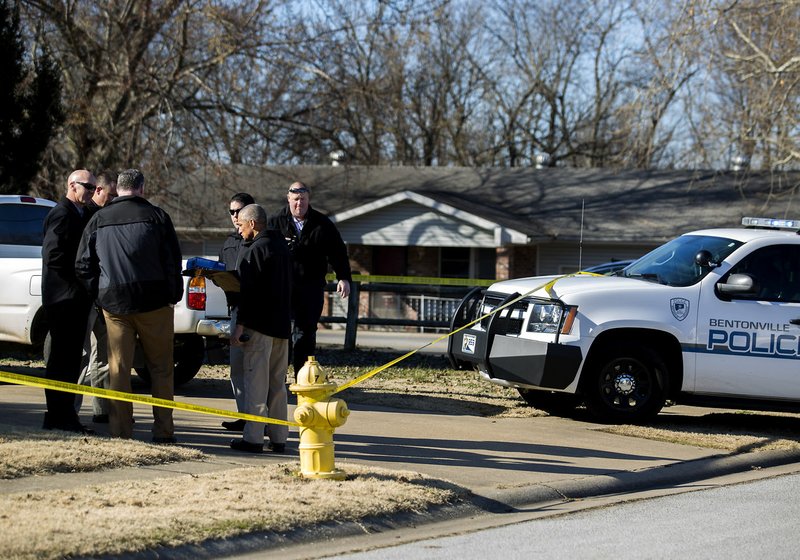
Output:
top-left (478, 448), bottom-right (800, 510)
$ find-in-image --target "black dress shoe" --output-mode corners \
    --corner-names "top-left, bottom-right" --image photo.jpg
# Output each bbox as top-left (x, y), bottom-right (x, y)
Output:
top-left (230, 439), bottom-right (263, 453)
top-left (267, 442), bottom-right (286, 453)
top-left (92, 414), bottom-right (109, 424)
top-left (152, 436), bottom-right (177, 444)
top-left (221, 419), bottom-right (246, 431)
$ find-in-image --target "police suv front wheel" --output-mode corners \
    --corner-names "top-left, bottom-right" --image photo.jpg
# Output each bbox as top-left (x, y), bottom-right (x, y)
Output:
top-left (583, 346), bottom-right (667, 424)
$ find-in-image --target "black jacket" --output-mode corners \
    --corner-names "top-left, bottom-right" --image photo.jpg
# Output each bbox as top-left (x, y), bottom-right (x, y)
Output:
top-left (75, 195), bottom-right (183, 314)
top-left (41, 197), bottom-right (91, 306)
top-left (267, 205), bottom-right (352, 288)
top-left (236, 230), bottom-right (292, 339)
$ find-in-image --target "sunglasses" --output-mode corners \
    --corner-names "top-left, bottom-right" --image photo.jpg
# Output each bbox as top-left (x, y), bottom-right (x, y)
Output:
top-left (74, 181), bottom-right (96, 190)
top-left (229, 208), bottom-right (243, 216)
top-left (288, 187), bottom-right (309, 194)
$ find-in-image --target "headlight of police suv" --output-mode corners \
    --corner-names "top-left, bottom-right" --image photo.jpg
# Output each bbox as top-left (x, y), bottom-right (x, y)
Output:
top-left (527, 303), bottom-right (577, 334)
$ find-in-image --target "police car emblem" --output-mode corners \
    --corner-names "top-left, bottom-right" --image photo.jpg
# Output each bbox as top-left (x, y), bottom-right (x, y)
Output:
top-left (462, 334), bottom-right (477, 354)
top-left (670, 298), bottom-right (690, 321)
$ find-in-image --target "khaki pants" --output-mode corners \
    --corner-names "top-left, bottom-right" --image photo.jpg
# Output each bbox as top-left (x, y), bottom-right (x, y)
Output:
top-left (242, 330), bottom-right (289, 445)
top-left (104, 306), bottom-right (175, 439)
top-left (75, 306), bottom-right (110, 416)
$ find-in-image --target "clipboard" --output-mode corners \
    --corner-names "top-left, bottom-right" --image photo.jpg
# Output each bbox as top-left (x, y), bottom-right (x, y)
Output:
top-left (182, 267), bottom-right (240, 293)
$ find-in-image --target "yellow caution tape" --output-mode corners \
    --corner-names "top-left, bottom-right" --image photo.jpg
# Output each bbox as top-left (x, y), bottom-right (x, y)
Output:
top-left (0, 370), bottom-right (301, 428)
top-left (0, 271), bottom-right (603, 417)
top-left (326, 273), bottom-right (495, 287)
top-left (333, 271), bottom-right (602, 394)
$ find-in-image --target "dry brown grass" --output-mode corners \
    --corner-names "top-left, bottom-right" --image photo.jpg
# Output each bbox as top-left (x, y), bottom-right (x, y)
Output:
top-left (602, 411), bottom-right (800, 453)
top-left (0, 426), bottom-right (203, 479)
top-left (200, 343), bottom-right (545, 418)
top-left (0, 463), bottom-right (462, 560)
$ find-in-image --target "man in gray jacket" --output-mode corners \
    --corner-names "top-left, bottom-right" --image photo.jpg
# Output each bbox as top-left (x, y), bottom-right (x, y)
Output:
top-left (75, 169), bottom-right (183, 442)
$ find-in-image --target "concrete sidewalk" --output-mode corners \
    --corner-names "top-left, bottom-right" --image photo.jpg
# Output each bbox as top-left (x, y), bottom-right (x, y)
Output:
top-left (1, 378), bottom-right (797, 501)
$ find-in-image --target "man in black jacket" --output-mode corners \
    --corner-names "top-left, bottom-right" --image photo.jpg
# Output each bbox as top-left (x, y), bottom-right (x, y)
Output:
top-left (267, 182), bottom-right (352, 375)
top-left (230, 204), bottom-right (292, 453)
top-left (75, 169), bottom-right (183, 442)
top-left (218, 192), bottom-right (254, 432)
top-left (41, 169), bottom-right (96, 433)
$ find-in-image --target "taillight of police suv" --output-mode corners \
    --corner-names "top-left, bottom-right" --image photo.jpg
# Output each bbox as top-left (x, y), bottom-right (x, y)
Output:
top-left (187, 275), bottom-right (207, 310)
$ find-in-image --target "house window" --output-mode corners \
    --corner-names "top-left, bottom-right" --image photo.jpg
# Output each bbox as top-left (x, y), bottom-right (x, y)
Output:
top-left (373, 246), bottom-right (407, 276)
top-left (441, 247), bottom-right (496, 279)
top-left (441, 247), bottom-right (470, 278)
top-left (476, 248), bottom-right (496, 279)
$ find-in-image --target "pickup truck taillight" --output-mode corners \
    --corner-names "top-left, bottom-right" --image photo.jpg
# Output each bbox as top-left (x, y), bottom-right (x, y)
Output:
top-left (187, 275), bottom-right (207, 310)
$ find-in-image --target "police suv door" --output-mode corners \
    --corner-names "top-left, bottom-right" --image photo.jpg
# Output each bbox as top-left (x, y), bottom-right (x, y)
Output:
top-left (695, 244), bottom-right (800, 399)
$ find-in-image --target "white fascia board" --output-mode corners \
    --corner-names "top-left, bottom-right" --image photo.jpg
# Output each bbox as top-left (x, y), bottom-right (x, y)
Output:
top-left (333, 190), bottom-right (529, 244)
top-left (495, 226), bottom-right (530, 245)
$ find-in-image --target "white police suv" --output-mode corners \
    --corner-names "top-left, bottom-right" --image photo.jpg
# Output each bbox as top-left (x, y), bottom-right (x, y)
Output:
top-left (447, 217), bottom-right (800, 423)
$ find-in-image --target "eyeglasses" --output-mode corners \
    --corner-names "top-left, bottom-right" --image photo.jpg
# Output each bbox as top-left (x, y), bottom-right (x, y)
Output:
top-left (229, 208), bottom-right (243, 216)
top-left (288, 187), bottom-right (309, 194)
top-left (74, 181), bottom-right (96, 190)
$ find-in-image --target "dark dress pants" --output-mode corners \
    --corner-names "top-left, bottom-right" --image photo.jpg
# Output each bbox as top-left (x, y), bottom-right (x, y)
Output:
top-left (291, 285), bottom-right (324, 374)
top-left (44, 298), bottom-right (91, 424)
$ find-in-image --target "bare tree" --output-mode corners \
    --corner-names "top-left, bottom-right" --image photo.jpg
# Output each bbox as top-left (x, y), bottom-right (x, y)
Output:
top-left (0, 0), bottom-right (63, 194)
top-left (18, 0), bottom-right (796, 183)
top-left (19, 0), bottom-right (291, 197)
top-left (685, 0), bottom-right (800, 170)
top-left (400, 3), bottom-right (487, 166)
top-left (480, 0), bottom-right (587, 166)
top-left (606, 0), bottom-right (701, 168)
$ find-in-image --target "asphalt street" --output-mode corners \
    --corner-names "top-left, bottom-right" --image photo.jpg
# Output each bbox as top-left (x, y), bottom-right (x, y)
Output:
top-left (329, 470), bottom-right (800, 559)
top-left (316, 329), bottom-right (449, 354)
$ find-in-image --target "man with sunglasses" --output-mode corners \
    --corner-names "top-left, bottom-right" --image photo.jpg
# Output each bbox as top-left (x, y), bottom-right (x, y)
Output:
top-left (41, 169), bottom-right (96, 433)
top-left (219, 192), bottom-right (255, 431)
top-left (267, 182), bottom-right (352, 376)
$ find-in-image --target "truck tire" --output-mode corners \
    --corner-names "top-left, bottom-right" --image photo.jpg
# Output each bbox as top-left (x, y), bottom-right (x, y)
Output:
top-left (135, 335), bottom-right (205, 386)
top-left (43, 330), bottom-right (52, 364)
top-left (582, 345), bottom-right (667, 424)
top-left (517, 388), bottom-right (580, 417)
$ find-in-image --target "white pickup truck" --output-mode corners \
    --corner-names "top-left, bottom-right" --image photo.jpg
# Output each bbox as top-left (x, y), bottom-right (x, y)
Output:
top-left (448, 217), bottom-right (800, 423)
top-left (0, 195), bottom-right (230, 385)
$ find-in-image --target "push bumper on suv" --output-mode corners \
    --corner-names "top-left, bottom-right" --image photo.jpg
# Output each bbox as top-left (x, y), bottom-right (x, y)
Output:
top-left (447, 289), bottom-right (583, 390)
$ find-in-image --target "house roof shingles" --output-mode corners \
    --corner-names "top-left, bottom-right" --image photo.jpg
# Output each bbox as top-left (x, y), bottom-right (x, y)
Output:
top-left (157, 165), bottom-right (800, 245)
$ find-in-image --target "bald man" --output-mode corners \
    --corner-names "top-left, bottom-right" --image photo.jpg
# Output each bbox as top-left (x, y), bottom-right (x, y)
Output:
top-left (41, 169), bottom-right (96, 434)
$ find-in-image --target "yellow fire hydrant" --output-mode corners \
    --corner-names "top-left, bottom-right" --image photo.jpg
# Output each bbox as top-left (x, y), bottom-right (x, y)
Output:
top-left (289, 356), bottom-right (350, 480)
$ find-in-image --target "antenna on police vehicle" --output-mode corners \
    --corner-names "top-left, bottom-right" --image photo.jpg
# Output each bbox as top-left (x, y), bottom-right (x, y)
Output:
top-left (578, 199), bottom-right (585, 270)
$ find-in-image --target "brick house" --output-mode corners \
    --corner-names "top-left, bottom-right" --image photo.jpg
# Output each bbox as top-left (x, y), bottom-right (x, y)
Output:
top-left (159, 165), bottom-right (800, 282)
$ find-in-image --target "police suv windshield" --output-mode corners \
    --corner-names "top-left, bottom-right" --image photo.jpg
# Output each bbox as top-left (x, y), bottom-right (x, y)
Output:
top-left (621, 235), bottom-right (743, 287)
